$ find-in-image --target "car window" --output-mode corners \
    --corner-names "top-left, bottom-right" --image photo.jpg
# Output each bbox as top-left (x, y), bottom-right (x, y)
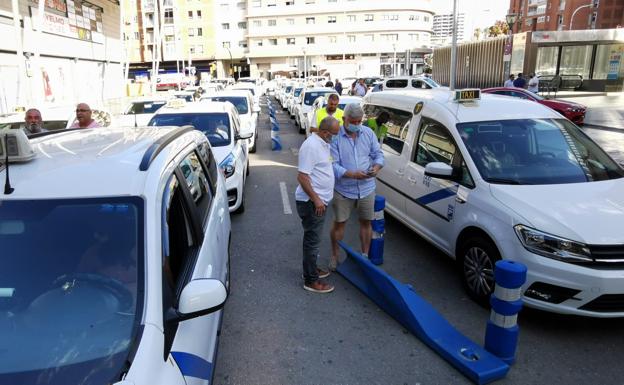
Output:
top-left (149, 113), bottom-right (232, 147)
top-left (457, 118), bottom-right (624, 185)
top-left (179, 151), bottom-right (213, 222)
top-left (415, 118), bottom-right (474, 187)
top-left (0, 197), bottom-right (144, 383)
top-left (411, 79), bottom-right (428, 89)
top-left (510, 91), bottom-right (531, 99)
top-left (196, 141), bottom-right (219, 193)
top-left (363, 104), bottom-right (412, 155)
top-left (127, 101), bottom-right (167, 114)
top-left (492, 90), bottom-right (511, 96)
top-left (304, 91), bottom-right (335, 106)
top-left (385, 79), bottom-right (408, 88)
top-left (294, 88), bottom-right (303, 97)
top-left (203, 96), bottom-right (249, 114)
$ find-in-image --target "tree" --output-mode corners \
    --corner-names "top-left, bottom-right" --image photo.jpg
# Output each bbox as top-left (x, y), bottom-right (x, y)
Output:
top-left (487, 20), bottom-right (510, 38)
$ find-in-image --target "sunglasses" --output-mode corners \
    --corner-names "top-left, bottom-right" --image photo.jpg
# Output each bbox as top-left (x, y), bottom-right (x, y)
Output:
top-left (76, 109), bottom-right (91, 113)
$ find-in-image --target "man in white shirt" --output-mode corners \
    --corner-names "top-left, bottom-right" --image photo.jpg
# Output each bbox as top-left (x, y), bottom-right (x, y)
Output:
top-left (528, 73), bottom-right (539, 93)
top-left (504, 74), bottom-right (515, 88)
top-left (354, 78), bottom-right (367, 97)
top-left (295, 116), bottom-right (340, 293)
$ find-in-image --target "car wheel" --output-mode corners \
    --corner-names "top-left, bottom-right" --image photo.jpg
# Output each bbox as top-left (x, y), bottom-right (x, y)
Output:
top-left (458, 236), bottom-right (500, 305)
top-left (249, 135), bottom-right (257, 153)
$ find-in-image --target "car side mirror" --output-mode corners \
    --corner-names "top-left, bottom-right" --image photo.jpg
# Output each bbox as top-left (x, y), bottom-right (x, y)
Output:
top-left (424, 162), bottom-right (454, 179)
top-left (166, 279), bottom-right (227, 324)
top-left (236, 132), bottom-right (253, 140)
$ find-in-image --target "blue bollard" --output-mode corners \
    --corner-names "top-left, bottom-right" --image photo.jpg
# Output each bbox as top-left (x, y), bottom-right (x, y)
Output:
top-left (484, 260), bottom-right (527, 365)
top-left (271, 131), bottom-right (282, 151)
top-left (369, 195), bottom-right (385, 265)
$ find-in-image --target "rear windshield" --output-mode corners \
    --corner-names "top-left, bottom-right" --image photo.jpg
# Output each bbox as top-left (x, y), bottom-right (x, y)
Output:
top-left (203, 96), bottom-right (248, 114)
top-left (126, 101), bottom-right (167, 114)
top-left (304, 91), bottom-right (335, 106)
top-left (149, 113), bottom-right (232, 147)
top-left (294, 88), bottom-right (303, 97)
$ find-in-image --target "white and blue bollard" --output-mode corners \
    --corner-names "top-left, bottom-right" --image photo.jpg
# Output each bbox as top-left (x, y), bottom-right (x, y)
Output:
top-left (271, 131), bottom-right (282, 151)
top-left (484, 260), bottom-right (527, 365)
top-left (368, 195), bottom-right (385, 265)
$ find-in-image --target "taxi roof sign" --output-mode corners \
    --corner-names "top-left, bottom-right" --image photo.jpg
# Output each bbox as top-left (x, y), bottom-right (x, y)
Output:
top-left (166, 99), bottom-right (187, 109)
top-left (0, 129), bottom-right (36, 163)
top-left (454, 89), bottom-right (481, 103)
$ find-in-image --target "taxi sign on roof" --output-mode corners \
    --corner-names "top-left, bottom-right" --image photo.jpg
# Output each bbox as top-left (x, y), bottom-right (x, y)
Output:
top-left (454, 89), bottom-right (480, 102)
top-left (166, 99), bottom-right (187, 109)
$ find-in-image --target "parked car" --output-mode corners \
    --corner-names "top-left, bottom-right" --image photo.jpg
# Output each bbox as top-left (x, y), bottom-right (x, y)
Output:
top-left (118, 98), bottom-right (169, 127)
top-left (382, 76), bottom-right (442, 91)
top-left (0, 125), bottom-right (231, 384)
top-left (482, 87), bottom-right (587, 125)
top-left (149, 101), bottom-right (252, 213)
top-left (304, 95), bottom-right (362, 137)
top-left (294, 87), bottom-right (338, 134)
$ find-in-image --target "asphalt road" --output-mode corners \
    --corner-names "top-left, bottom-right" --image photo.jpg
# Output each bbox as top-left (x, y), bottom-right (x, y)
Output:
top-left (213, 97), bottom-right (624, 385)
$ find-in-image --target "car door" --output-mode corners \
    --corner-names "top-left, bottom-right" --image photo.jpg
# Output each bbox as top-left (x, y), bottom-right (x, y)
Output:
top-left (368, 104), bottom-right (415, 220)
top-left (403, 116), bottom-right (474, 252)
top-left (162, 149), bottom-right (225, 385)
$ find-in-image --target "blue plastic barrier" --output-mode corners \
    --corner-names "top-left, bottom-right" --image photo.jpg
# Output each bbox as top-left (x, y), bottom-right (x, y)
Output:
top-left (269, 117), bottom-right (280, 131)
top-left (484, 261), bottom-right (527, 365)
top-left (271, 131), bottom-right (282, 151)
top-left (369, 195), bottom-right (385, 265)
top-left (337, 241), bottom-right (509, 385)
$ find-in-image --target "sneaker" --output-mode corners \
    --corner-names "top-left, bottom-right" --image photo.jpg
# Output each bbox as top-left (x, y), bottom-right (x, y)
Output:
top-left (301, 268), bottom-right (331, 280)
top-left (303, 280), bottom-right (335, 293)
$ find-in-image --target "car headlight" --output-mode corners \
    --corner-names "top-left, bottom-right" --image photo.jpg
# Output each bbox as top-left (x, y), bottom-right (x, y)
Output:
top-left (514, 225), bottom-right (592, 263)
top-left (219, 152), bottom-right (236, 178)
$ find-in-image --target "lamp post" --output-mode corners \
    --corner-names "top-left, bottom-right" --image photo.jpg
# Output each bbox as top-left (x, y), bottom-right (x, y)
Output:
top-left (503, 12), bottom-right (518, 83)
top-left (449, 0), bottom-right (458, 90)
top-left (569, 3), bottom-right (592, 30)
top-left (224, 45), bottom-right (233, 79)
top-left (303, 48), bottom-right (307, 82)
top-left (392, 43), bottom-right (396, 77)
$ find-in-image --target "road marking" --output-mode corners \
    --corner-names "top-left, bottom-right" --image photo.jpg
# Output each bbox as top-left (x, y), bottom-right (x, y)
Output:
top-left (279, 181), bottom-right (293, 215)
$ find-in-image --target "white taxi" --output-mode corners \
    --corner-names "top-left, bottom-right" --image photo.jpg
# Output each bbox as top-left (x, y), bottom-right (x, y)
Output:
top-left (294, 87), bottom-right (338, 135)
top-left (200, 90), bottom-right (260, 153)
top-left (365, 89), bottom-right (624, 317)
top-left (149, 101), bottom-right (251, 213)
top-left (0, 127), bottom-right (231, 384)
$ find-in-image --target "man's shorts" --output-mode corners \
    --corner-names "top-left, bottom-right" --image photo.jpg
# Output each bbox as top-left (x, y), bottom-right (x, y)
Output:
top-left (332, 191), bottom-right (375, 222)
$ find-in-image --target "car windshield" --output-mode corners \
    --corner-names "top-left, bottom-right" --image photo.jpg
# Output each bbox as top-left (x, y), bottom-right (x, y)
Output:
top-left (203, 96), bottom-right (249, 114)
top-left (294, 88), bottom-right (303, 97)
top-left (1, 120), bottom-right (68, 131)
top-left (175, 94), bottom-right (194, 102)
top-left (524, 89), bottom-right (544, 100)
top-left (149, 112), bottom-right (232, 147)
top-left (0, 197), bottom-right (143, 385)
top-left (285, 86), bottom-right (293, 93)
top-left (126, 101), bottom-right (167, 114)
top-left (422, 77), bottom-right (441, 88)
top-left (304, 91), bottom-right (334, 106)
top-left (457, 118), bottom-right (624, 185)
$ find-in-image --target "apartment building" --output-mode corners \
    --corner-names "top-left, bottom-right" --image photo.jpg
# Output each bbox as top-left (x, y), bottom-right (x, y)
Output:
top-left (508, 0), bottom-right (624, 33)
top-left (0, 0), bottom-right (122, 114)
top-left (431, 12), bottom-right (466, 47)
top-left (214, 0), bottom-right (250, 78)
top-left (244, 0), bottom-right (434, 78)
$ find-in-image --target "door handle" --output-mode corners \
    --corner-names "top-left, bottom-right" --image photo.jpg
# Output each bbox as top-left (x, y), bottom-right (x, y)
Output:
top-left (395, 169), bottom-right (404, 176)
top-left (407, 176), bottom-right (417, 184)
top-left (455, 196), bottom-right (466, 204)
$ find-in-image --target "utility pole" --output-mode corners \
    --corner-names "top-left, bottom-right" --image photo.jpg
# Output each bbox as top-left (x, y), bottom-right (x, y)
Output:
top-left (449, 0), bottom-right (458, 90)
top-left (11, 0), bottom-right (27, 108)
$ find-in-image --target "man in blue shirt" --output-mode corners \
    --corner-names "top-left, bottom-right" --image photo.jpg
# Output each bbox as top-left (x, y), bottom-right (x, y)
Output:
top-left (512, 73), bottom-right (526, 88)
top-left (329, 103), bottom-right (384, 270)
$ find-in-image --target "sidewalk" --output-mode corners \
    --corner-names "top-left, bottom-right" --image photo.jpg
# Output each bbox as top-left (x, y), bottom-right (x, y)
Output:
top-left (551, 91), bottom-right (624, 130)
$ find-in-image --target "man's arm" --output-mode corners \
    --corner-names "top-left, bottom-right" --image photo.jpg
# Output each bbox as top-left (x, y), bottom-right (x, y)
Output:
top-left (297, 172), bottom-right (325, 216)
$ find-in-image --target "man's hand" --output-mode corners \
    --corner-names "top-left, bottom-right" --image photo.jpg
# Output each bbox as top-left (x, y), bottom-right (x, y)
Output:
top-left (367, 164), bottom-right (382, 177)
top-left (313, 198), bottom-right (326, 216)
top-left (347, 170), bottom-right (369, 180)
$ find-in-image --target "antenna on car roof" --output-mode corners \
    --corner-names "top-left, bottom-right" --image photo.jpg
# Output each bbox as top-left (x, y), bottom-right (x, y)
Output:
top-left (3, 135), bottom-right (14, 195)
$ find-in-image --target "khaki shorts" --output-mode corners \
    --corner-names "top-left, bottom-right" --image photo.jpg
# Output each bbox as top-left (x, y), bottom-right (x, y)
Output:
top-left (332, 191), bottom-right (375, 222)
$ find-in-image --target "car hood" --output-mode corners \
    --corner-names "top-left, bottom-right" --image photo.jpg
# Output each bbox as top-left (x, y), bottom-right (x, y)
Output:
top-left (489, 179), bottom-right (624, 244)
top-left (541, 99), bottom-right (586, 110)
top-left (212, 146), bottom-right (234, 164)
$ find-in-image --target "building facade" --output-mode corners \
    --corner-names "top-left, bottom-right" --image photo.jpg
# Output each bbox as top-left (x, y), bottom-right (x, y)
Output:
top-left (508, 0), bottom-right (624, 34)
top-left (0, 0), bottom-right (122, 115)
top-left (431, 12), bottom-right (466, 47)
top-left (244, 0), bottom-right (434, 79)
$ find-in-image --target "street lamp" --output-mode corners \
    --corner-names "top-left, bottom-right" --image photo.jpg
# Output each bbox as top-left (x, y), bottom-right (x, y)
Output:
top-left (505, 13), bottom-right (517, 34)
top-left (569, 3), bottom-right (592, 30)
top-left (302, 48), bottom-right (307, 82)
top-left (392, 43), bottom-right (396, 77)
top-left (503, 13), bottom-right (518, 82)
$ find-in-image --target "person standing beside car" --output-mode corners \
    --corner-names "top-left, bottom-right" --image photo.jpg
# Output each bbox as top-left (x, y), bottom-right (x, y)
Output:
top-left (295, 116), bottom-right (341, 294)
top-left (504, 74), bottom-right (515, 88)
top-left (70, 103), bottom-right (101, 129)
top-left (353, 78), bottom-right (367, 97)
top-left (528, 73), bottom-right (539, 93)
top-left (310, 94), bottom-right (343, 134)
top-left (513, 73), bottom-right (526, 89)
top-left (329, 103), bottom-right (384, 270)
top-left (334, 79), bottom-right (343, 95)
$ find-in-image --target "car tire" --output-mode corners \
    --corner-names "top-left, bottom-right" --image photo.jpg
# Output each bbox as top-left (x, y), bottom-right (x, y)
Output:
top-left (457, 236), bottom-right (500, 306)
top-left (246, 159), bottom-right (250, 176)
top-left (249, 135), bottom-right (257, 153)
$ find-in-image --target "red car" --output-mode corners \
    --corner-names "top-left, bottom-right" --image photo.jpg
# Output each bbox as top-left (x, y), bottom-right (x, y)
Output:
top-left (482, 87), bottom-right (587, 125)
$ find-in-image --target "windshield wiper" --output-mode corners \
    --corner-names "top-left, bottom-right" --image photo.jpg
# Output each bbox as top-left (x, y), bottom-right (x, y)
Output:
top-left (485, 178), bottom-right (530, 185)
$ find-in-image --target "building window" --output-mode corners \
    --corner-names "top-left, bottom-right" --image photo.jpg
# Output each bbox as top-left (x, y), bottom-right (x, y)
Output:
top-left (223, 41), bottom-right (231, 48)
top-left (164, 35), bottom-right (174, 42)
top-left (188, 10), bottom-right (193, 18)
top-left (286, 0), bottom-right (294, 4)
top-left (287, 37), bottom-right (295, 45)
top-left (409, 14), bottom-right (419, 21)
top-left (267, 0), bottom-right (277, 6)
top-left (594, 44), bottom-right (624, 79)
top-left (238, 22), bottom-right (247, 29)
top-left (348, 14), bottom-right (356, 22)
top-left (269, 38), bottom-right (277, 45)
top-left (190, 46), bottom-right (195, 54)
top-left (237, 1), bottom-right (246, 9)
top-left (364, 34), bottom-right (374, 42)
top-left (347, 35), bottom-right (356, 42)
top-left (252, 0), bottom-right (261, 7)
top-left (188, 27), bottom-right (195, 36)
top-left (306, 36), bottom-right (315, 44)
top-left (535, 46), bottom-right (558, 76)
top-left (328, 16), bottom-right (336, 23)
top-left (365, 14), bottom-right (373, 21)
top-left (268, 19), bottom-right (277, 26)
top-left (197, 10), bottom-right (202, 18)
top-left (381, 34), bottom-right (398, 41)
top-left (424, 15), bottom-right (430, 22)
top-left (409, 33), bottom-right (419, 41)
top-left (256, 40), bottom-right (263, 46)
top-left (164, 10), bottom-right (173, 24)
top-left (560, 45), bottom-right (592, 79)
top-left (287, 18), bottom-right (295, 25)
top-left (222, 23), bottom-right (230, 29)
top-left (328, 35), bottom-right (337, 43)
top-left (327, 54), bottom-right (354, 60)
top-left (253, 20), bottom-right (262, 27)
top-left (197, 27), bottom-right (202, 36)
top-left (306, 17), bottom-right (315, 24)
top-left (239, 40), bottom-right (247, 48)
top-left (557, 14), bottom-right (564, 25)
top-left (195, 44), bottom-right (203, 54)
top-left (383, 14), bottom-right (399, 21)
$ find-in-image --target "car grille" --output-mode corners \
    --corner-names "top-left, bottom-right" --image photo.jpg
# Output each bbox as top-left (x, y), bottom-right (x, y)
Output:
top-left (580, 294), bottom-right (624, 313)
top-left (587, 244), bottom-right (624, 266)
